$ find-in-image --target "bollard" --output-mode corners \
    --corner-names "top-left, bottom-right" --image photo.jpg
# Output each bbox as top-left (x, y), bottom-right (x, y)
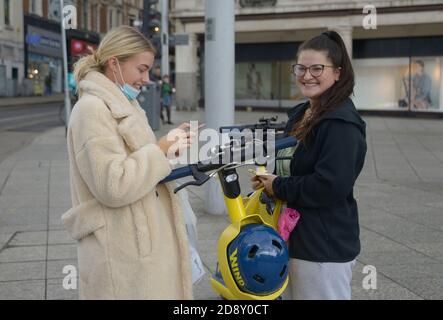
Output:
top-left (138, 83), bottom-right (161, 131)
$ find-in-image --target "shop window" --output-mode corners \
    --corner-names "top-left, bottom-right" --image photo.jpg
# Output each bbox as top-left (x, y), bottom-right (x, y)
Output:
top-left (0, 66), bottom-right (7, 96)
top-left (235, 60), bottom-right (304, 107)
top-left (5, 0), bottom-right (11, 26)
top-left (27, 53), bottom-right (63, 96)
top-left (353, 57), bottom-right (442, 112)
top-left (236, 62), bottom-right (273, 100)
top-left (280, 60), bottom-right (303, 101)
top-left (30, 0), bottom-right (37, 14)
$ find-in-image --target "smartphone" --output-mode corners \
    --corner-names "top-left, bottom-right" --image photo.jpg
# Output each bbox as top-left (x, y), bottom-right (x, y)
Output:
top-left (248, 169), bottom-right (272, 177)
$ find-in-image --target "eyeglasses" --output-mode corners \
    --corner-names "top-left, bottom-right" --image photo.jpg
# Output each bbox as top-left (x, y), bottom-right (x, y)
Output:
top-left (291, 64), bottom-right (340, 77)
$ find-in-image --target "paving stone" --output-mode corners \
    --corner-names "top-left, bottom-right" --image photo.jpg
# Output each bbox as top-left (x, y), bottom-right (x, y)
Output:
top-left (0, 261), bottom-right (45, 281)
top-left (46, 259), bottom-right (78, 280)
top-left (407, 243), bottom-right (443, 262)
top-left (9, 231), bottom-right (47, 246)
top-left (0, 280), bottom-right (45, 300)
top-left (48, 230), bottom-right (76, 245)
top-left (376, 263), bottom-right (443, 280)
top-left (46, 278), bottom-right (79, 300)
top-left (0, 206), bottom-right (47, 227)
top-left (0, 195), bottom-right (48, 208)
top-left (394, 277), bottom-right (443, 300)
top-left (357, 250), bottom-right (440, 267)
top-left (0, 245), bottom-right (46, 263)
top-left (47, 244), bottom-right (77, 260)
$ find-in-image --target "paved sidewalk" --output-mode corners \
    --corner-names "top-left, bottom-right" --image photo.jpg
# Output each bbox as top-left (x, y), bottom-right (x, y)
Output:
top-left (0, 108), bottom-right (442, 299)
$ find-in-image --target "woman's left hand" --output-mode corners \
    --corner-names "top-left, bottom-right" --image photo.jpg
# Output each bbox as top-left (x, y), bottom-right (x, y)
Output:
top-left (256, 174), bottom-right (277, 196)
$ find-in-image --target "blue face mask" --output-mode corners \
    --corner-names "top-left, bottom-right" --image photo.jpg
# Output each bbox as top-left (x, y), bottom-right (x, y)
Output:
top-left (114, 60), bottom-right (141, 101)
top-left (119, 83), bottom-right (141, 101)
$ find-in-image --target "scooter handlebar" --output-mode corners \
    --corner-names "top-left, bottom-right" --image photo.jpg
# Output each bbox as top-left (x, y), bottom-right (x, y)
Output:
top-left (161, 136), bottom-right (297, 184)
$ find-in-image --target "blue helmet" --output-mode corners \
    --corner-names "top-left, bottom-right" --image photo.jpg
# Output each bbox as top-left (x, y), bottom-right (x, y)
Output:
top-left (227, 224), bottom-right (289, 295)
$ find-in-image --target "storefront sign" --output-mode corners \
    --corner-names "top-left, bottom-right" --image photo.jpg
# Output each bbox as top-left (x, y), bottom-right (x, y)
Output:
top-left (26, 25), bottom-right (62, 58)
top-left (206, 18), bottom-right (215, 41)
top-left (239, 0), bottom-right (277, 8)
top-left (170, 34), bottom-right (190, 46)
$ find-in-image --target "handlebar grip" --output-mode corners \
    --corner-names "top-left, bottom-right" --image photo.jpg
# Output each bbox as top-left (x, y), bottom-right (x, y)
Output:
top-left (160, 165), bottom-right (192, 183)
top-left (161, 163), bottom-right (221, 184)
top-left (275, 136), bottom-right (298, 151)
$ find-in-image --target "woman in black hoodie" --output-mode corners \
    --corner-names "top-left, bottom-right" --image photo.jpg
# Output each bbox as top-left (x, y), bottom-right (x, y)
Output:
top-left (251, 31), bottom-right (367, 300)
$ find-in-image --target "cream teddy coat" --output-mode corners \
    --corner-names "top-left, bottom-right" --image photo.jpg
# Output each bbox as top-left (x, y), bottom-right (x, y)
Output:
top-left (61, 71), bottom-right (193, 299)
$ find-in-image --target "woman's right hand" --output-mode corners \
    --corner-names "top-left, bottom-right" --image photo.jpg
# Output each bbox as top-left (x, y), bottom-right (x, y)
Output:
top-left (157, 122), bottom-right (196, 158)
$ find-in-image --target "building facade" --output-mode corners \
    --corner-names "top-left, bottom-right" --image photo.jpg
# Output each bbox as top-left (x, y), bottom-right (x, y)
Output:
top-left (170, 0), bottom-right (443, 113)
top-left (0, 0), bottom-right (144, 97)
top-left (0, 0), bottom-right (25, 96)
top-left (23, 0), bottom-right (144, 37)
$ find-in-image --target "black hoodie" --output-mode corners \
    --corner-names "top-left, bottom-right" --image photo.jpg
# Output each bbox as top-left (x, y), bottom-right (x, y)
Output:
top-left (273, 98), bottom-right (367, 262)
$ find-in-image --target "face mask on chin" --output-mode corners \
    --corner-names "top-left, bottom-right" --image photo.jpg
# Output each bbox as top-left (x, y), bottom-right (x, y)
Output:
top-left (113, 60), bottom-right (141, 101)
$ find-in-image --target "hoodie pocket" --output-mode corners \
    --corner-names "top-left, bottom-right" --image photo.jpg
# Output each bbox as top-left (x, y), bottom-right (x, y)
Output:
top-left (61, 199), bottom-right (105, 241)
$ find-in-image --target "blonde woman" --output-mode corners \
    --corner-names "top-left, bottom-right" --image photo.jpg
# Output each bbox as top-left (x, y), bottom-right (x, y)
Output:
top-left (61, 26), bottom-right (193, 299)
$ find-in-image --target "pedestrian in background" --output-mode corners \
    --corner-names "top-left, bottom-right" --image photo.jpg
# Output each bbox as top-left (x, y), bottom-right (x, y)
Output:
top-left (62, 25), bottom-right (194, 300)
top-left (44, 73), bottom-right (52, 96)
top-left (251, 31), bottom-right (367, 300)
top-left (161, 74), bottom-right (174, 125)
top-left (151, 64), bottom-right (162, 84)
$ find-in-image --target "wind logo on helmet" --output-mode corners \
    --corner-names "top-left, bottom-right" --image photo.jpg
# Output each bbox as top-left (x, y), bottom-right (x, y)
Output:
top-left (229, 248), bottom-right (245, 287)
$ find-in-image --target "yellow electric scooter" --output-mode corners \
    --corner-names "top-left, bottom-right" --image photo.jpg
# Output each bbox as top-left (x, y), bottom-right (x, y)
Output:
top-left (162, 118), bottom-right (297, 300)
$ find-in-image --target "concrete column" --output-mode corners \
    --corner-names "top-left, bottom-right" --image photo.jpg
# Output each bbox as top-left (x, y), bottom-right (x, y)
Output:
top-left (0, 2), bottom-right (4, 29)
top-left (204, 0), bottom-right (235, 215)
top-left (328, 25), bottom-right (353, 59)
top-left (175, 33), bottom-right (199, 111)
top-left (161, 0), bottom-right (169, 77)
top-left (439, 58), bottom-right (443, 110)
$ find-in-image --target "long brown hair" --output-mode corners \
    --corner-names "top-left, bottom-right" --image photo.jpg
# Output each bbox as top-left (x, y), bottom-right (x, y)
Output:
top-left (291, 31), bottom-right (355, 144)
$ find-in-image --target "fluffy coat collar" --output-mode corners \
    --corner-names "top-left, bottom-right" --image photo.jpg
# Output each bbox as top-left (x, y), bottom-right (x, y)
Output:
top-left (78, 71), bottom-right (139, 119)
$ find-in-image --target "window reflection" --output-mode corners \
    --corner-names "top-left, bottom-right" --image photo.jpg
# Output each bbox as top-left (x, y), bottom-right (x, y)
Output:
top-left (352, 57), bottom-right (442, 112)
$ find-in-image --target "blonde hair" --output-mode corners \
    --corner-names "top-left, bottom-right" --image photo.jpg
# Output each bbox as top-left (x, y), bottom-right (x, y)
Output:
top-left (73, 26), bottom-right (156, 84)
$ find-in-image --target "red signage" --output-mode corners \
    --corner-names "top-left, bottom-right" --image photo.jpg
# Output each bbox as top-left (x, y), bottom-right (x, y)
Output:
top-left (70, 38), bottom-right (98, 57)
